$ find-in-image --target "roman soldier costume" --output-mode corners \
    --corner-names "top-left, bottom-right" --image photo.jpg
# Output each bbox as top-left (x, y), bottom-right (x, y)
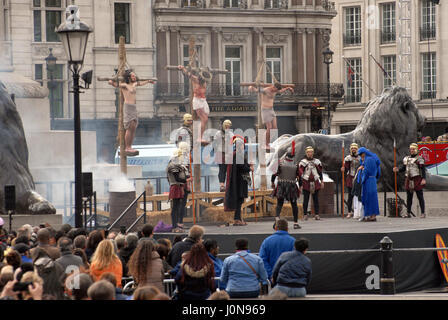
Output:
top-left (213, 119), bottom-right (234, 192)
top-left (299, 146), bottom-right (323, 220)
top-left (167, 142), bottom-right (190, 232)
top-left (271, 141), bottom-right (301, 229)
top-left (396, 143), bottom-right (426, 218)
top-left (343, 143), bottom-right (360, 218)
top-left (174, 113), bottom-right (193, 151)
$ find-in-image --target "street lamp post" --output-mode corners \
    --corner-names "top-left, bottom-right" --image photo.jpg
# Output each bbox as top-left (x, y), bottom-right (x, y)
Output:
top-left (56, 5), bottom-right (92, 228)
top-left (323, 47), bottom-right (334, 135)
top-left (45, 48), bottom-right (57, 120)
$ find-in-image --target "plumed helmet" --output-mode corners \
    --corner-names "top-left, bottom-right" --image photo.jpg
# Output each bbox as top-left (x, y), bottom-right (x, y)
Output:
top-left (286, 141), bottom-right (295, 158)
top-left (232, 135), bottom-right (246, 144)
top-left (222, 119), bottom-right (232, 130)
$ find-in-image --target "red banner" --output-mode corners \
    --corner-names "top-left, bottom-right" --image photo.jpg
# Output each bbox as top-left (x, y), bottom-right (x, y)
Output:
top-left (418, 142), bottom-right (448, 165)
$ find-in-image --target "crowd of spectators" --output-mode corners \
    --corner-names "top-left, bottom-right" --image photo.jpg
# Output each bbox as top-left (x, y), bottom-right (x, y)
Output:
top-left (0, 216), bottom-right (311, 300)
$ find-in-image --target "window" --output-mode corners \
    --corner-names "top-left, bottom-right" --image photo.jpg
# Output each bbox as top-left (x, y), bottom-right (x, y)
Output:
top-left (421, 52), bottom-right (436, 100)
top-left (35, 64), bottom-right (43, 86)
top-left (382, 55), bottom-right (396, 89)
top-left (34, 63), bottom-right (66, 118)
top-left (265, 0), bottom-right (284, 9)
top-left (114, 3), bottom-right (130, 44)
top-left (183, 44), bottom-right (201, 95)
top-left (421, 0), bottom-right (436, 40)
top-left (340, 125), bottom-right (357, 134)
top-left (266, 47), bottom-right (281, 84)
top-left (225, 47), bottom-right (241, 96)
top-left (381, 3), bottom-right (395, 43)
top-left (224, 0), bottom-right (240, 7)
top-left (345, 58), bottom-right (362, 103)
top-left (182, 0), bottom-right (200, 7)
top-left (33, 0), bottom-right (63, 42)
top-left (343, 7), bottom-right (361, 46)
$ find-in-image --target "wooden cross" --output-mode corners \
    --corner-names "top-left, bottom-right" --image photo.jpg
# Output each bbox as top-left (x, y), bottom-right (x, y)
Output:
top-left (165, 36), bottom-right (228, 197)
top-left (97, 36), bottom-right (157, 175)
top-left (239, 46), bottom-right (295, 190)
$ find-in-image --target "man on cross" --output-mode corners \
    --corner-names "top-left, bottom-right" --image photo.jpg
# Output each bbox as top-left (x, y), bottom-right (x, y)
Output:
top-left (108, 70), bottom-right (155, 156)
top-left (249, 82), bottom-right (293, 149)
top-left (177, 65), bottom-right (211, 143)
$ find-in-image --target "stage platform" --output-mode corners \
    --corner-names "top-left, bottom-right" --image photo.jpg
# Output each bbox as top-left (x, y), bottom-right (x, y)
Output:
top-left (154, 215), bottom-right (448, 294)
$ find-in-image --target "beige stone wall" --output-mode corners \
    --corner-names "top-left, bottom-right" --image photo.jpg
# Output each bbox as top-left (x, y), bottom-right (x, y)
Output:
top-left (330, 0), bottom-right (448, 134)
top-left (7, 0), bottom-right (155, 120)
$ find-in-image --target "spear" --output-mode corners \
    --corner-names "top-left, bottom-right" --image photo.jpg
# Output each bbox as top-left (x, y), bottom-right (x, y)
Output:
top-left (342, 140), bottom-right (345, 218)
top-left (189, 151), bottom-right (196, 224)
top-left (393, 138), bottom-right (398, 217)
top-left (251, 167), bottom-right (257, 222)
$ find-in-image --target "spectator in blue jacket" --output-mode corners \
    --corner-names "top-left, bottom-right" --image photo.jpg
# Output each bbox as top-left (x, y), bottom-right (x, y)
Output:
top-left (271, 238), bottom-right (312, 298)
top-left (203, 238), bottom-right (225, 290)
top-left (258, 218), bottom-right (295, 279)
top-left (221, 238), bottom-right (268, 299)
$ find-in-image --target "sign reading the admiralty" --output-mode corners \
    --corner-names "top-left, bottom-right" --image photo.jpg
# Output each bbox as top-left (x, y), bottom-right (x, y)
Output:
top-left (209, 105), bottom-right (257, 113)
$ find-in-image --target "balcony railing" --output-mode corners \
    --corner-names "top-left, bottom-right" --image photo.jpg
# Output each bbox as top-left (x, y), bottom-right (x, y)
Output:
top-left (181, 0), bottom-right (205, 8)
top-left (223, 0), bottom-right (247, 8)
top-left (264, 0), bottom-right (288, 9)
top-left (420, 27), bottom-right (436, 40)
top-left (381, 30), bottom-right (396, 44)
top-left (155, 82), bottom-right (345, 100)
top-left (343, 32), bottom-right (361, 46)
top-left (420, 91), bottom-right (436, 100)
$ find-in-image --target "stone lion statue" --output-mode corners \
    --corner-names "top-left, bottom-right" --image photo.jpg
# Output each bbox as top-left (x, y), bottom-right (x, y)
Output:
top-left (0, 81), bottom-right (56, 214)
top-left (269, 86), bottom-right (448, 191)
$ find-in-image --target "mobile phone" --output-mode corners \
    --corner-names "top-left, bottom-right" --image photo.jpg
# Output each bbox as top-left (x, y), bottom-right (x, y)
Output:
top-left (13, 281), bottom-right (33, 292)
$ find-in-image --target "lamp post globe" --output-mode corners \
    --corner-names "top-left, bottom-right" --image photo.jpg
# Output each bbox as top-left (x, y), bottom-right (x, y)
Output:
top-left (56, 5), bottom-right (93, 228)
top-left (322, 47), bottom-right (334, 135)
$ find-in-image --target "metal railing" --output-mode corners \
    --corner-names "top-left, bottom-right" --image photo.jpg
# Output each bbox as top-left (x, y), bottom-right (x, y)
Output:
top-left (106, 190), bottom-right (147, 232)
top-left (264, 0), bottom-right (287, 9)
top-left (155, 82), bottom-right (345, 100)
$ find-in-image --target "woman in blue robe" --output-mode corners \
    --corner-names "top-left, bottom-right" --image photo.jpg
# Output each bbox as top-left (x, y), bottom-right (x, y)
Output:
top-left (357, 147), bottom-right (381, 222)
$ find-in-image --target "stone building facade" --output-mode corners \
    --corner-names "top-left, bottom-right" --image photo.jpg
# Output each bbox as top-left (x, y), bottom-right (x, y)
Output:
top-left (154, 0), bottom-right (344, 140)
top-left (330, 0), bottom-right (448, 138)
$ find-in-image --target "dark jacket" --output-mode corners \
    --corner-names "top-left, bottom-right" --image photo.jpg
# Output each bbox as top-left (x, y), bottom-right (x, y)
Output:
top-left (174, 262), bottom-right (215, 300)
top-left (31, 244), bottom-right (61, 261)
top-left (118, 245), bottom-right (136, 277)
top-left (167, 237), bottom-right (196, 268)
top-left (272, 250), bottom-right (312, 288)
top-left (224, 152), bottom-right (251, 211)
top-left (56, 251), bottom-right (84, 273)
